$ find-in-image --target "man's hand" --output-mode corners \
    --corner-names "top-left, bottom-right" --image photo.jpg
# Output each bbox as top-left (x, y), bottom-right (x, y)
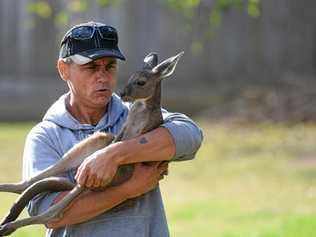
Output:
top-left (75, 147), bottom-right (119, 189)
top-left (124, 161), bottom-right (169, 199)
top-left (74, 128), bottom-right (174, 190)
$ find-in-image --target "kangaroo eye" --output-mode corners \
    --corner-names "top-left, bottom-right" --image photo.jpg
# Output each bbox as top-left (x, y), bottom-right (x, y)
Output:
top-left (136, 80), bottom-right (146, 86)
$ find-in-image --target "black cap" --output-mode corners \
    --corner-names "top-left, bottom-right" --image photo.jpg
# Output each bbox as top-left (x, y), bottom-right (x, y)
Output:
top-left (59, 21), bottom-right (125, 64)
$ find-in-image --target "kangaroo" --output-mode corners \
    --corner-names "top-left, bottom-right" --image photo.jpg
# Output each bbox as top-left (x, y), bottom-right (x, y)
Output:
top-left (0, 51), bottom-right (184, 236)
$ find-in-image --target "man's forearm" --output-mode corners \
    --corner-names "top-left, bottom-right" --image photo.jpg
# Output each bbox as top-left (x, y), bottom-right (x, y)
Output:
top-left (111, 127), bottom-right (176, 165)
top-left (47, 184), bottom-right (130, 228)
top-left (47, 158), bottom-right (167, 229)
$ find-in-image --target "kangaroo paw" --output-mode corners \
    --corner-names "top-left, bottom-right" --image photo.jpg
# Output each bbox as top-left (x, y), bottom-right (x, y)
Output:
top-left (0, 223), bottom-right (17, 236)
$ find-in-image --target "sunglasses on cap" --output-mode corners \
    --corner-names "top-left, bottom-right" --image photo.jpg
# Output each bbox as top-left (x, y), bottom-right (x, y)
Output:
top-left (61, 25), bottom-right (118, 45)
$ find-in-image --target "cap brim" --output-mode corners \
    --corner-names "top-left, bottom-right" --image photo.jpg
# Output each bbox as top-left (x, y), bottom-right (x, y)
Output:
top-left (79, 48), bottom-right (126, 62)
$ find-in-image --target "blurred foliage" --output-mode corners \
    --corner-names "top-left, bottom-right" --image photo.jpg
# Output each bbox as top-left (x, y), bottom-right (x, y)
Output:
top-left (27, 1), bottom-right (53, 18)
top-left (161, 0), bottom-right (260, 54)
top-left (27, 0), bottom-right (260, 30)
top-left (26, 0), bottom-right (260, 55)
top-left (163, 0), bottom-right (260, 33)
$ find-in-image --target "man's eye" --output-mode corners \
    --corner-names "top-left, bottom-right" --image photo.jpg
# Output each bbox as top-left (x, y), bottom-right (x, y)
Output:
top-left (106, 64), bottom-right (116, 71)
top-left (86, 66), bottom-right (96, 71)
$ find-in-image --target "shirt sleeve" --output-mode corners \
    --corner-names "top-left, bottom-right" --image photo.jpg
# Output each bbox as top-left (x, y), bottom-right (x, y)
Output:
top-left (22, 123), bottom-right (72, 216)
top-left (160, 108), bottom-right (203, 161)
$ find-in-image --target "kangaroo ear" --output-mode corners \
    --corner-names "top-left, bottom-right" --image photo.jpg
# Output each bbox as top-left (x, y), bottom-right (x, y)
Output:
top-left (152, 51), bottom-right (184, 79)
top-left (143, 52), bottom-right (158, 69)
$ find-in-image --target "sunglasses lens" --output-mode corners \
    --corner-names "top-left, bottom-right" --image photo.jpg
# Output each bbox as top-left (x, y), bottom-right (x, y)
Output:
top-left (98, 26), bottom-right (117, 41)
top-left (71, 26), bottom-right (94, 40)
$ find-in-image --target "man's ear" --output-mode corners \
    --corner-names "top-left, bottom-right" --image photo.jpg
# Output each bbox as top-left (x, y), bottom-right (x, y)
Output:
top-left (57, 59), bottom-right (69, 81)
top-left (152, 51), bottom-right (184, 79)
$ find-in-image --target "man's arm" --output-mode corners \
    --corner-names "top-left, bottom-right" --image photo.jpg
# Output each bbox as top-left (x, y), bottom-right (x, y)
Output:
top-left (47, 162), bottom-right (168, 228)
top-left (76, 110), bottom-right (203, 188)
top-left (75, 127), bottom-right (175, 187)
top-left (23, 122), bottom-right (72, 217)
top-left (23, 122), bottom-right (168, 229)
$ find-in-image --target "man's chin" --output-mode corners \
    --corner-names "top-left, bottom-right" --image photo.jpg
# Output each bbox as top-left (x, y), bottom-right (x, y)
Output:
top-left (93, 94), bottom-right (112, 107)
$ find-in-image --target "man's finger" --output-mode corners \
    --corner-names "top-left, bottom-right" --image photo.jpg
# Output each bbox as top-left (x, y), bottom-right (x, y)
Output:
top-left (77, 170), bottom-right (88, 187)
top-left (158, 163), bottom-right (169, 173)
top-left (159, 174), bottom-right (165, 181)
top-left (142, 161), bottom-right (160, 167)
top-left (93, 177), bottom-right (101, 188)
top-left (101, 178), bottom-right (111, 188)
top-left (75, 162), bottom-right (86, 180)
top-left (100, 178), bottom-right (109, 188)
top-left (93, 176), bottom-right (103, 188)
top-left (86, 174), bottom-right (96, 188)
top-left (161, 169), bottom-right (168, 176)
top-left (74, 167), bottom-right (81, 181)
top-left (158, 161), bottom-right (168, 167)
top-left (46, 221), bottom-right (57, 229)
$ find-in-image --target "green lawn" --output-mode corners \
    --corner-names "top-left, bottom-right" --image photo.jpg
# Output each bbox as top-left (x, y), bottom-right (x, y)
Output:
top-left (1, 121), bottom-right (316, 236)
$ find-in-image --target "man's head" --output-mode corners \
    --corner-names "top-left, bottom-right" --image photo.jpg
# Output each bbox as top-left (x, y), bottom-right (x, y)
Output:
top-left (57, 21), bottom-right (125, 109)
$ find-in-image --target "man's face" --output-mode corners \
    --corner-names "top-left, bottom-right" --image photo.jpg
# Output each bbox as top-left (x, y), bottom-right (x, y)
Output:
top-left (63, 57), bottom-right (118, 109)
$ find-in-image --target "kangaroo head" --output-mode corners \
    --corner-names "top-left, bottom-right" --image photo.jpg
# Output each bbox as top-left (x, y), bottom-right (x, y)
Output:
top-left (120, 51), bottom-right (184, 102)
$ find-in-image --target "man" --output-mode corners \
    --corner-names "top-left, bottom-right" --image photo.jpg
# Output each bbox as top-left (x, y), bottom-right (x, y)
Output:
top-left (23, 21), bottom-right (203, 237)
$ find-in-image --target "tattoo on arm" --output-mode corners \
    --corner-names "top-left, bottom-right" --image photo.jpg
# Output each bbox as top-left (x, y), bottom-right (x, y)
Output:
top-left (139, 137), bottom-right (148, 144)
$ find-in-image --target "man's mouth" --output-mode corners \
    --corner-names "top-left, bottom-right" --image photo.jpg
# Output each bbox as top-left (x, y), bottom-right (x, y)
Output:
top-left (96, 88), bottom-right (110, 93)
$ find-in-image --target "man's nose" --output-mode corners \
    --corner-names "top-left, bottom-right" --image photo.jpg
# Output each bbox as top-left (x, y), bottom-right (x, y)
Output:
top-left (96, 68), bottom-right (110, 81)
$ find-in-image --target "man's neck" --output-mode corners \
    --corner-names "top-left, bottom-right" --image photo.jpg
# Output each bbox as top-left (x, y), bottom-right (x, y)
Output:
top-left (65, 94), bottom-right (108, 126)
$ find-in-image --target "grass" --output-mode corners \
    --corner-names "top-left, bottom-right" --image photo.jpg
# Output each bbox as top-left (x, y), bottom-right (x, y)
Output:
top-left (0, 122), bottom-right (44, 236)
top-left (162, 121), bottom-right (316, 237)
top-left (1, 121), bottom-right (316, 236)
